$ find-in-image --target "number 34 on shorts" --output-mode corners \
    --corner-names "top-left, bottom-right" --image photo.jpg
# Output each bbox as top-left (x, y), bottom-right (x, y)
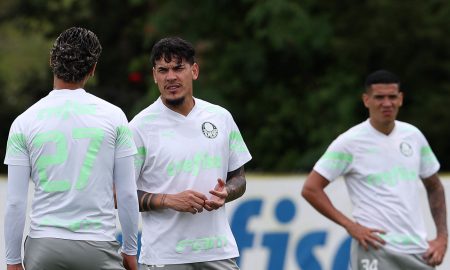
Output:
top-left (361, 259), bottom-right (378, 270)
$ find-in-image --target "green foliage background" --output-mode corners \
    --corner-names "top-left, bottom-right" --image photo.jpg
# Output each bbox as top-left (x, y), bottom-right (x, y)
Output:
top-left (1, 0), bottom-right (449, 173)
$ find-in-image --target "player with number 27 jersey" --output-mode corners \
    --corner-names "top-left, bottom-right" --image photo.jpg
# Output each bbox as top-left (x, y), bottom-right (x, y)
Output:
top-left (5, 89), bottom-right (136, 241)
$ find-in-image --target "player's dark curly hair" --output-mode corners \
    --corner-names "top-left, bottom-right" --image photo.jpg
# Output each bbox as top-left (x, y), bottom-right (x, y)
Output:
top-left (50, 27), bottom-right (102, 83)
top-left (365, 70), bottom-right (401, 91)
top-left (150, 37), bottom-right (195, 66)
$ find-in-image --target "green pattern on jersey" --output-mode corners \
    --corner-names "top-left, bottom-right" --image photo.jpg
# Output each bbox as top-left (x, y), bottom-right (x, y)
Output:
top-left (134, 147), bottom-right (146, 169)
top-left (229, 131), bottom-right (247, 153)
top-left (175, 235), bottom-right (227, 253)
top-left (6, 133), bottom-right (27, 156)
top-left (37, 100), bottom-right (96, 120)
top-left (421, 146), bottom-right (438, 166)
top-left (73, 128), bottom-right (105, 190)
top-left (166, 152), bottom-right (222, 176)
top-left (33, 131), bottom-right (70, 192)
top-left (40, 218), bottom-right (102, 231)
top-left (33, 128), bottom-right (105, 192)
top-left (320, 151), bottom-right (353, 170)
top-left (116, 125), bottom-right (133, 148)
top-left (366, 166), bottom-right (417, 187)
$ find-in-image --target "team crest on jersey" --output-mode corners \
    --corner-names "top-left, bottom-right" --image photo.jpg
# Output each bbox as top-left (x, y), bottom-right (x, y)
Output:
top-left (202, 122), bottom-right (218, 139)
top-left (399, 142), bottom-right (413, 157)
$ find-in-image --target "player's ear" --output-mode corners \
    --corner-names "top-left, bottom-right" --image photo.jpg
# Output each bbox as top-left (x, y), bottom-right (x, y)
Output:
top-left (152, 67), bottom-right (157, 83)
top-left (89, 63), bottom-right (97, 77)
top-left (362, 93), bottom-right (370, 108)
top-left (192, 63), bottom-right (199, 80)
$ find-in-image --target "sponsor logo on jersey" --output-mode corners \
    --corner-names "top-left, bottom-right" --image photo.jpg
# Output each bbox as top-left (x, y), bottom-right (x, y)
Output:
top-left (166, 152), bottom-right (222, 176)
top-left (202, 122), bottom-right (218, 139)
top-left (366, 166), bottom-right (417, 186)
top-left (175, 235), bottom-right (227, 253)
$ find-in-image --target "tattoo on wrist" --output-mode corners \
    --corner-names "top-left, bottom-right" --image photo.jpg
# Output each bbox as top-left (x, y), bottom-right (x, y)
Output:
top-left (149, 194), bottom-right (155, 210)
top-left (161, 194), bottom-right (167, 208)
top-left (138, 190), bottom-right (168, 211)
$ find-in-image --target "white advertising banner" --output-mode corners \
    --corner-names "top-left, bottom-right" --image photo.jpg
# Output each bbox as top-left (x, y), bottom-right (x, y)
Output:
top-left (1, 175), bottom-right (449, 270)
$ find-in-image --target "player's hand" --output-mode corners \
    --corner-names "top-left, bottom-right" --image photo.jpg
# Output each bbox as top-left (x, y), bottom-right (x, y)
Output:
top-left (7, 263), bottom-right (24, 270)
top-left (345, 222), bottom-right (386, 250)
top-left (121, 253), bottom-right (138, 270)
top-left (423, 235), bottom-right (448, 266)
top-left (204, 178), bottom-right (227, 211)
top-left (166, 190), bottom-right (208, 214)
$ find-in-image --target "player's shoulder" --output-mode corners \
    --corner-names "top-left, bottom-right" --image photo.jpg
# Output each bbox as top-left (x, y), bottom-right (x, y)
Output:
top-left (195, 98), bottom-right (232, 118)
top-left (336, 120), bottom-right (370, 142)
top-left (395, 120), bottom-right (421, 133)
top-left (129, 100), bottom-right (161, 129)
top-left (395, 120), bottom-right (428, 141)
top-left (11, 97), bottom-right (48, 126)
top-left (86, 93), bottom-right (125, 115)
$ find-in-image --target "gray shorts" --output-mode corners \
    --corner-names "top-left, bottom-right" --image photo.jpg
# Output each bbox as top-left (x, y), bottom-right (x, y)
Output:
top-left (350, 239), bottom-right (435, 270)
top-left (139, 258), bottom-right (239, 270)
top-left (24, 237), bottom-right (126, 270)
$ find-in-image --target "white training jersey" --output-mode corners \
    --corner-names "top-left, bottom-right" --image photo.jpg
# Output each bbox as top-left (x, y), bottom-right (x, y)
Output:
top-left (314, 119), bottom-right (440, 254)
top-left (130, 97), bottom-right (252, 265)
top-left (4, 89), bottom-right (136, 241)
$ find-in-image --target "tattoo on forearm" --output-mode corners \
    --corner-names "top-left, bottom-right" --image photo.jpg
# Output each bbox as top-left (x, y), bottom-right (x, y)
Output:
top-left (425, 178), bottom-right (448, 237)
top-left (225, 166), bottom-right (247, 203)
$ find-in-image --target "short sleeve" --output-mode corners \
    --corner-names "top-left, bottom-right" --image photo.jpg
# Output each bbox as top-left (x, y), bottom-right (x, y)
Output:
top-left (313, 135), bottom-right (353, 182)
top-left (4, 118), bottom-right (30, 166)
top-left (129, 116), bottom-right (148, 185)
top-left (114, 111), bottom-right (137, 159)
top-left (227, 113), bottom-right (252, 172)
top-left (417, 131), bottom-right (440, 179)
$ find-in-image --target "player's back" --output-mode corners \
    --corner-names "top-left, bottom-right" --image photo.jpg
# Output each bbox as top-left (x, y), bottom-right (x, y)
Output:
top-left (6, 89), bottom-right (130, 241)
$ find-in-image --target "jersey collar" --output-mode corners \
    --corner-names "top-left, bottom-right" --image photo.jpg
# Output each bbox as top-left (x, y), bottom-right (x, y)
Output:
top-left (157, 96), bottom-right (198, 119)
top-left (48, 88), bottom-right (87, 96)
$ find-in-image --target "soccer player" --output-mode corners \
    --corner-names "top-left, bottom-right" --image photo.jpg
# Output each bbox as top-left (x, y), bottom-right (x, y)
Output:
top-left (130, 37), bottom-right (252, 269)
top-left (4, 27), bottom-right (139, 270)
top-left (301, 70), bottom-right (448, 269)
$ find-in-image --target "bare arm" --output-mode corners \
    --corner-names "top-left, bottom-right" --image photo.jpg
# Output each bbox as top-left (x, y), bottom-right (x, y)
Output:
top-left (137, 166), bottom-right (247, 213)
top-left (204, 166), bottom-right (247, 211)
top-left (224, 166), bottom-right (247, 202)
top-left (302, 170), bottom-right (353, 228)
top-left (422, 173), bottom-right (448, 266)
top-left (137, 189), bottom-right (208, 214)
top-left (301, 170), bottom-right (385, 250)
top-left (7, 264), bottom-right (24, 270)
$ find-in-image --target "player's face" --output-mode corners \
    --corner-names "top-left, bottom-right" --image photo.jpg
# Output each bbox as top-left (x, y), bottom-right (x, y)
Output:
top-left (153, 57), bottom-right (199, 109)
top-left (363, 83), bottom-right (403, 130)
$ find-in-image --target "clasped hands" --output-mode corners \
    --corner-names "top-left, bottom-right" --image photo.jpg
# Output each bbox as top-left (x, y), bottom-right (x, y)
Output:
top-left (169, 178), bottom-right (227, 214)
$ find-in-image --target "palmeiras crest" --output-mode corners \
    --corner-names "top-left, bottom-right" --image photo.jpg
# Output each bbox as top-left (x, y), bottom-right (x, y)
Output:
top-left (202, 122), bottom-right (218, 139)
top-left (400, 142), bottom-right (413, 157)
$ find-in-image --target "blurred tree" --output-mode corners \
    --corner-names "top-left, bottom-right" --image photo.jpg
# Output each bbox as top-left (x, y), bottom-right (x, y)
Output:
top-left (0, 0), bottom-right (449, 173)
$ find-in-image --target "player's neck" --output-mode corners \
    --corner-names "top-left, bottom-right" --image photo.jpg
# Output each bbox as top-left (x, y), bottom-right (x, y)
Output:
top-left (164, 96), bottom-right (195, 116)
top-left (53, 76), bottom-right (86, 90)
top-left (370, 119), bottom-right (395, 135)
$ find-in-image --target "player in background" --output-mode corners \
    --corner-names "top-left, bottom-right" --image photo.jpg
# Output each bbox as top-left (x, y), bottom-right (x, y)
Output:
top-left (4, 27), bottom-right (139, 270)
top-left (302, 70), bottom-right (447, 269)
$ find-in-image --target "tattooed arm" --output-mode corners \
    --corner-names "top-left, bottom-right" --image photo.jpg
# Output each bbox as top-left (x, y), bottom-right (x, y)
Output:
top-left (137, 166), bottom-right (247, 213)
top-left (204, 166), bottom-right (247, 211)
top-left (137, 190), bottom-right (208, 214)
top-left (137, 190), bottom-right (160, 212)
top-left (225, 166), bottom-right (247, 202)
top-left (422, 173), bottom-right (448, 266)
